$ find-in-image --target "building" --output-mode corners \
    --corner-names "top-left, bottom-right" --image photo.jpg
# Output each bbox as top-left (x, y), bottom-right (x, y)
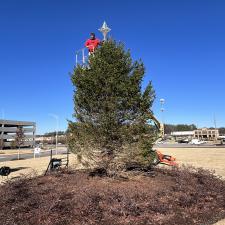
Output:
top-left (35, 134), bottom-right (66, 144)
top-left (194, 128), bottom-right (219, 140)
top-left (0, 119), bottom-right (36, 149)
top-left (171, 131), bottom-right (194, 139)
top-left (171, 128), bottom-right (219, 141)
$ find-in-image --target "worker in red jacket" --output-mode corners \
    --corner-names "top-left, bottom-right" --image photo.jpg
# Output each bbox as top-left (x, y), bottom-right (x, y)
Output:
top-left (85, 32), bottom-right (101, 54)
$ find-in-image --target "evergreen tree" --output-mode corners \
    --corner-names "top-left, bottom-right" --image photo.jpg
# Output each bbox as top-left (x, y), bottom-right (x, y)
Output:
top-left (68, 40), bottom-right (157, 171)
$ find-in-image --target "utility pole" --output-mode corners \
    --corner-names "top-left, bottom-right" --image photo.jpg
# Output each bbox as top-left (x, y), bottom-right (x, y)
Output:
top-left (160, 98), bottom-right (165, 138)
top-left (1, 109), bottom-right (5, 119)
top-left (214, 113), bottom-right (218, 142)
top-left (49, 114), bottom-right (59, 155)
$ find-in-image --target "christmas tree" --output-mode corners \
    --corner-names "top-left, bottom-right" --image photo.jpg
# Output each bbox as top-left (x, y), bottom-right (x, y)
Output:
top-left (68, 40), bottom-right (157, 171)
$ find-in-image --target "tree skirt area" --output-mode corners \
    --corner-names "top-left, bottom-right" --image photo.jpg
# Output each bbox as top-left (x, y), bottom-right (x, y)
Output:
top-left (0, 167), bottom-right (225, 225)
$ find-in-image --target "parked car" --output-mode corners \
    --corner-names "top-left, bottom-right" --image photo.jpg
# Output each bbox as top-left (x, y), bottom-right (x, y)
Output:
top-left (191, 139), bottom-right (206, 145)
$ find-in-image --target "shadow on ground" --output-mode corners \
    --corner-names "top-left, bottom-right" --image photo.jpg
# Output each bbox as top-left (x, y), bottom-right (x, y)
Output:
top-left (10, 167), bottom-right (29, 173)
top-left (10, 158), bottom-right (26, 161)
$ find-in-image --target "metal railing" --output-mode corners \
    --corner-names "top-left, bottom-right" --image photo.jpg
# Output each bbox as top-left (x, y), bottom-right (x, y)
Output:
top-left (75, 45), bottom-right (95, 67)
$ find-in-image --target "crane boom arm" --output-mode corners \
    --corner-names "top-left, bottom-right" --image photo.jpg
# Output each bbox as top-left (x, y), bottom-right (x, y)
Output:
top-left (146, 112), bottom-right (164, 141)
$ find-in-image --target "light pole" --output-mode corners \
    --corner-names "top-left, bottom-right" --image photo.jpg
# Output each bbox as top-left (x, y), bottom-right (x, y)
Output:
top-left (160, 98), bottom-right (165, 138)
top-left (1, 109), bottom-right (5, 119)
top-left (213, 113), bottom-right (218, 141)
top-left (49, 113), bottom-right (59, 155)
top-left (98, 21), bottom-right (111, 41)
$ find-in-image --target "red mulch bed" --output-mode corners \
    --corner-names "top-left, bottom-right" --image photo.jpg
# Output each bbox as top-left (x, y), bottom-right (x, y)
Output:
top-left (0, 167), bottom-right (225, 225)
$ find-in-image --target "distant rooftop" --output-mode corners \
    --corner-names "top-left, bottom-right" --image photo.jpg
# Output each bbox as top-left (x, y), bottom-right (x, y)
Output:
top-left (171, 131), bottom-right (194, 136)
top-left (0, 119), bottom-right (36, 126)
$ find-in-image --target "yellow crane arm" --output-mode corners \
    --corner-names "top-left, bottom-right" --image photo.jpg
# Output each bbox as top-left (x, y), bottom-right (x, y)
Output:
top-left (146, 112), bottom-right (164, 141)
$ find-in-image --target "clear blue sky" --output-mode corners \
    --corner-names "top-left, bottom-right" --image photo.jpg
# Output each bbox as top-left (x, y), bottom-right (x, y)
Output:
top-left (0, 0), bottom-right (225, 134)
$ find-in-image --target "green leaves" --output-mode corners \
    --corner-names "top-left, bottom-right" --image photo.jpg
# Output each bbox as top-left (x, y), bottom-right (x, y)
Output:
top-left (69, 39), bottom-right (157, 168)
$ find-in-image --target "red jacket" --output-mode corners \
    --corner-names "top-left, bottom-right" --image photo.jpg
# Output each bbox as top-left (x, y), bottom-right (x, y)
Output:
top-left (85, 38), bottom-right (100, 52)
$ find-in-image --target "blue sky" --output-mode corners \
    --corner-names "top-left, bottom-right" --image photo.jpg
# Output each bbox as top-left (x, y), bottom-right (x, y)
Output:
top-left (0, 0), bottom-right (225, 134)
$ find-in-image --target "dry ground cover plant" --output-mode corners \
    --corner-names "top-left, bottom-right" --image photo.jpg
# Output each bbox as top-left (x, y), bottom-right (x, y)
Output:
top-left (0, 167), bottom-right (225, 225)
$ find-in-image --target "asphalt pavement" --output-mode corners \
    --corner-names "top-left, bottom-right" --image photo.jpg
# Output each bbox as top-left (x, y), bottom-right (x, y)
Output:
top-left (1, 143), bottom-right (225, 163)
top-left (0, 149), bottom-right (68, 162)
top-left (155, 143), bottom-right (225, 148)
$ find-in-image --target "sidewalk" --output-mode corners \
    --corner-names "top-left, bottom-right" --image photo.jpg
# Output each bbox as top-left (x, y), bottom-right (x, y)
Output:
top-left (0, 149), bottom-right (33, 155)
top-left (0, 147), bottom-right (66, 156)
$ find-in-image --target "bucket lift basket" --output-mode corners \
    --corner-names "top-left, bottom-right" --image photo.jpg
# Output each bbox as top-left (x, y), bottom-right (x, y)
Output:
top-left (75, 45), bottom-right (96, 67)
top-left (75, 47), bottom-right (89, 67)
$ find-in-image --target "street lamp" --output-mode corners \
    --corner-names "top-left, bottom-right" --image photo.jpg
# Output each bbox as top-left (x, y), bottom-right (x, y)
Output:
top-left (160, 98), bottom-right (165, 138)
top-left (1, 109), bottom-right (5, 119)
top-left (98, 21), bottom-right (111, 41)
top-left (49, 113), bottom-right (59, 155)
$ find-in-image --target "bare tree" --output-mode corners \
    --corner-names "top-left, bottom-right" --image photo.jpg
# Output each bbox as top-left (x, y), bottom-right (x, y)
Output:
top-left (15, 126), bottom-right (25, 160)
top-left (0, 138), bottom-right (4, 150)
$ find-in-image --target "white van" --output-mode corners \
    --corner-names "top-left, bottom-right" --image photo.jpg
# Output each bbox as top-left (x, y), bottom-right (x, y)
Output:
top-left (191, 139), bottom-right (205, 145)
